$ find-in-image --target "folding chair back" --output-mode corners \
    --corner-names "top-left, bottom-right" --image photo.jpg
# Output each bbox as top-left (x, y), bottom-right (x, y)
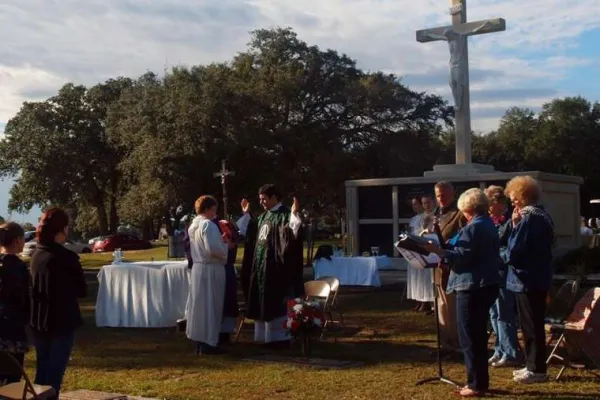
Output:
top-left (564, 287), bottom-right (600, 365)
top-left (0, 351), bottom-right (55, 399)
top-left (317, 276), bottom-right (340, 307)
top-left (546, 279), bottom-right (580, 324)
top-left (304, 280), bottom-right (331, 302)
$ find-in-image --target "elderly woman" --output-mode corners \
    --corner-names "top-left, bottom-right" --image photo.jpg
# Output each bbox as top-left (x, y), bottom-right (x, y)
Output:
top-left (423, 188), bottom-right (500, 397)
top-left (503, 176), bottom-right (554, 384)
top-left (484, 185), bottom-right (520, 368)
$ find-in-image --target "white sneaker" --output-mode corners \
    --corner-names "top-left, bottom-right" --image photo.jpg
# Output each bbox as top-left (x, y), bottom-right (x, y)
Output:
top-left (512, 367), bottom-right (528, 377)
top-left (513, 370), bottom-right (548, 384)
top-left (488, 355), bottom-right (501, 365)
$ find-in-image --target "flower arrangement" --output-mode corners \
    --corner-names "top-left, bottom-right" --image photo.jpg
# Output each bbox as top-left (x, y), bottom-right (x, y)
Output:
top-left (284, 298), bottom-right (325, 338)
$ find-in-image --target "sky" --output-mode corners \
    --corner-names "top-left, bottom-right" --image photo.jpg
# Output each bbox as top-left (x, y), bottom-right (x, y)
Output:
top-left (1, 0), bottom-right (599, 223)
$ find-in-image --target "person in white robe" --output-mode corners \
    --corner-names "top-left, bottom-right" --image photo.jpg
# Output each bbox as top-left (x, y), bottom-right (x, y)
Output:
top-left (406, 195), bottom-right (436, 311)
top-left (186, 195), bottom-right (233, 355)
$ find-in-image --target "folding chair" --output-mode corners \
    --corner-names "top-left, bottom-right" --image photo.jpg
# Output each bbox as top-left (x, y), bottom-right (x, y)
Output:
top-left (545, 279), bottom-right (581, 351)
top-left (304, 280), bottom-right (331, 339)
top-left (234, 302), bottom-right (247, 343)
top-left (317, 276), bottom-right (345, 336)
top-left (0, 351), bottom-right (55, 399)
top-left (546, 287), bottom-right (600, 380)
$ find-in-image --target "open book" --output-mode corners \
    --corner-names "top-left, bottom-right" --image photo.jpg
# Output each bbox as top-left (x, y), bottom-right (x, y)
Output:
top-left (395, 233), bottom-right (441, 269)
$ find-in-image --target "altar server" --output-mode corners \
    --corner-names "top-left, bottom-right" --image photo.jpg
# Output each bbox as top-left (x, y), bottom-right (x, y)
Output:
top-left (186, 195), bottom-right (233, 355)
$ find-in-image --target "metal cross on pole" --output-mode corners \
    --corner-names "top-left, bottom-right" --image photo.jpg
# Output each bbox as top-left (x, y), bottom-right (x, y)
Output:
top-left (213, 159), bottom-right (235, 219)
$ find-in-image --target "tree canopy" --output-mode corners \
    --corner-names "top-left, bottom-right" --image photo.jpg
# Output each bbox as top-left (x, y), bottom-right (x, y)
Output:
top-left (1, 27), bottom-right (599, 236)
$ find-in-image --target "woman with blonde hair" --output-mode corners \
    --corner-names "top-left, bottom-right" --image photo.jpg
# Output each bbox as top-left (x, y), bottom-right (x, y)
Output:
top-left (423, 188), bottom-right (500, 397)
top-left (186, 195), bottom-right (233, 355)
top-left (503, 175), bottom-right (554, 384)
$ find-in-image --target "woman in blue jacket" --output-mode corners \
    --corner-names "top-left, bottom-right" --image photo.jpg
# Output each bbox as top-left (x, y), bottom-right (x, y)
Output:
top-left (485, 185), bottom-right (520, 368)
top-left (423, 188), bottom-right (500, 397)
top-left (504, 176), bottom-right (554, 384)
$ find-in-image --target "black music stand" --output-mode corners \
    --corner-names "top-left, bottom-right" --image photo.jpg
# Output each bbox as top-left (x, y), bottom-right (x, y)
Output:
top-left (415, 263), bottom-right (461, 389)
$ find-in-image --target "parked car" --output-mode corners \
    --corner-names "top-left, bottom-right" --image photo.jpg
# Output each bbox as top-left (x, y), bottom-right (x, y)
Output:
top-left (22, 240), bottom-right (92, 257)
top-left (93, 234), bottom-right (153, 253)
top-left (24, 231), bottom-right (36, 242)
top-left (88, 236), bottom-right (104, 245)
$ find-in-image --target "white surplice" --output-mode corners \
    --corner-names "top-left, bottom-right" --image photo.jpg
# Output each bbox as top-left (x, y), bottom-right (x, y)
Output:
top-left (185, 215), bottom-right (228, 347)
top-left (406, 213), bottom-right (435, 302)
top-left (237, 203), bottom-right (302, 343)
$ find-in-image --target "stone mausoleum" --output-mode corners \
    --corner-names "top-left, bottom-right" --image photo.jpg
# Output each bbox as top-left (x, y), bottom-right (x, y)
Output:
top-left (344, 171), bottom-right (583, 268)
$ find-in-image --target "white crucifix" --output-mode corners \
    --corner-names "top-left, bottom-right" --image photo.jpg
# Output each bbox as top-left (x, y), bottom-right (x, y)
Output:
top-left (416, 0), bottom-right (506, 165)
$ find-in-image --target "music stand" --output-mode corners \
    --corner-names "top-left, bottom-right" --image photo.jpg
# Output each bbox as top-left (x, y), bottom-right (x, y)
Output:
top-left (415, 263), bottom-right (461, 389)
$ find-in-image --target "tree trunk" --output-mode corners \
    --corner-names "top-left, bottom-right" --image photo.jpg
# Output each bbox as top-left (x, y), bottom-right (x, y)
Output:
top-left (141, 218), bottom-right (154, 241)
top-left (95, 204), bottom-right (109, 235)
top-left (109, 195), bottom-right (119, 233)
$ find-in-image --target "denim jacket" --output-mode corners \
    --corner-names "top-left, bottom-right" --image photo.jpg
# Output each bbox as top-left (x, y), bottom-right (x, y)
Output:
top-left (503, 209), bottom-right (554, 292)
top-left (494, 208), bottom-right (513, 287)
top-left (444, 214), bottom-right (501, 293)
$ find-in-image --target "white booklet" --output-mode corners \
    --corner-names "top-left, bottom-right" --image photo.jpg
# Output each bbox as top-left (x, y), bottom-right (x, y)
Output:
top-left (395, 233), bottom-right (441, 269)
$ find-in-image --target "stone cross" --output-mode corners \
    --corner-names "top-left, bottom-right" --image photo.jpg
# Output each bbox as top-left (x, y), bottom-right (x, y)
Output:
top-left (416, 0), bottom-right (506, 165)
top-left (213, 159), bottom-right (235, 219)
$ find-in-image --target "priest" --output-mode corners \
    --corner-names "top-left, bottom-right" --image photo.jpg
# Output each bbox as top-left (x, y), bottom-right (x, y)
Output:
top-left (237, 184), bottom-right (304, 348)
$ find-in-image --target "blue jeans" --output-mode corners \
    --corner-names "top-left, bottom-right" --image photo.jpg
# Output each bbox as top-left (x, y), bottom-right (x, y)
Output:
top-left (489, 287), bottom-right (519, 360)
top-left (456, 286), bottom-right (499, 391)
top-left (34, 331), bottom-right (75, 396)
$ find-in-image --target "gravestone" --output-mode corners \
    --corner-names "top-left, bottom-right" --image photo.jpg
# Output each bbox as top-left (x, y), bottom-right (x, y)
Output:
top-left (344, 1), bottom-right (583, 266)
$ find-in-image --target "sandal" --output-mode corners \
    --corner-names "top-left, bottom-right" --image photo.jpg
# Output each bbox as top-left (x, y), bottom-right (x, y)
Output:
top-left (455, 386), bottom-right (485, 397)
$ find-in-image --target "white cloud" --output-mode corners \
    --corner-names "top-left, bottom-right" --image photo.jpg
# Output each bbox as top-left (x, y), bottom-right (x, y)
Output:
top-left (0, 0), bottom-right (599, 132)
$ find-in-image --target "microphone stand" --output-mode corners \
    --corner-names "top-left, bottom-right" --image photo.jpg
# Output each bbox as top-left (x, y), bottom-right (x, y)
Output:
top-left (416, 217), bottom-right (461, 389)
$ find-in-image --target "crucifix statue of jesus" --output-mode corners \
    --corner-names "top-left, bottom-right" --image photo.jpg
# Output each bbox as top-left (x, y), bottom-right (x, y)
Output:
top-left (213, 159), bottom-right (235, 219)
top-left (416, 0), bottom-right (506, 164)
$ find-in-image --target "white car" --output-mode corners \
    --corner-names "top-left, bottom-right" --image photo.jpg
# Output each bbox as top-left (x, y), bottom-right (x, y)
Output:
top-left (88, 236), bottom-right (104, 245)
top-left (22, 240), bottom-right (92, 257)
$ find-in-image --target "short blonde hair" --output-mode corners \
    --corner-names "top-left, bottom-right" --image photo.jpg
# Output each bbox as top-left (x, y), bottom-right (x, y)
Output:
top-left (484, 185), bottom-right (508, 205)
top-left (457, 188), bottom-right (489, 214)
top-left (504, 176), bottom-right (540, 206)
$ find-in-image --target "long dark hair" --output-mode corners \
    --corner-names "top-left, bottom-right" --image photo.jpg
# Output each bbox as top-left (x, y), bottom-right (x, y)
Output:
top-left (36, 208), bottom-right (70, 245)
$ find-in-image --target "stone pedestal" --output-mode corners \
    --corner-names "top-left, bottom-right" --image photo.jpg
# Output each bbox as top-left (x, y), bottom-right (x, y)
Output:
top-left (345, 170), bottom-right (583, 269)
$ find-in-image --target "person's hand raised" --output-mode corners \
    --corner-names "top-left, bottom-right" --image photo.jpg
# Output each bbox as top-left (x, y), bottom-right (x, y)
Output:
top-left (241, 198), bottom-right (250, 213)
top-left (291, 196), bottom-right (299, 214)
top-left (512, 207), bottom-right (521, 225)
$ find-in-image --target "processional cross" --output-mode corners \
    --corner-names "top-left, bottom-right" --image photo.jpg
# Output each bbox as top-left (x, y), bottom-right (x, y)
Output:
top-left (213, 159), bottom-right (235, 219)
top-left (416, 0), bottom-right (506, 165)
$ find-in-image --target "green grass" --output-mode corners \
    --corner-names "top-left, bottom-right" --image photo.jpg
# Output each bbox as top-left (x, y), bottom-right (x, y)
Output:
top-left (27, 246), bottom-right (600, 400)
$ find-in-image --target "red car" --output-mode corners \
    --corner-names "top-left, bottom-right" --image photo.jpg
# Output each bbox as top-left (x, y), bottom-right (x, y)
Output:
top-left (93, 234), bottom-right (153, 253)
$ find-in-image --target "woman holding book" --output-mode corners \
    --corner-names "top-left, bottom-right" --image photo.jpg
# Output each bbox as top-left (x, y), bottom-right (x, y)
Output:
top-left (422, 188), bottom-right (500, 397)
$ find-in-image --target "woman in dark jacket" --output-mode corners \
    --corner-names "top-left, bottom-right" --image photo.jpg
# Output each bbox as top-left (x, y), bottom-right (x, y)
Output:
top-left (423, 188), bottom-right (500, 397)
top-left (30, 208), bottom-right (87, 396)
top-left (503, 176), bottom-right (554, 384)
top-left (0, 222), bottom-right (30, 383)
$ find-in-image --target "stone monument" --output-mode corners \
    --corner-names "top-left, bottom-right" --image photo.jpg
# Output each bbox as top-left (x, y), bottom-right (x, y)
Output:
top-left (344, 0), bottom-right (583, 267)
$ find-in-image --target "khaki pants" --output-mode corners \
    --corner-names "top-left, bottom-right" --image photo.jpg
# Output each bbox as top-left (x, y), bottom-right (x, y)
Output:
top-left (436, 284), bottom-right (459, 349)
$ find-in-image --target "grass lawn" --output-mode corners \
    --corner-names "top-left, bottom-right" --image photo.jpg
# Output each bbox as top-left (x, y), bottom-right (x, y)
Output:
top-left (28, 246), bottom-right (600, 400)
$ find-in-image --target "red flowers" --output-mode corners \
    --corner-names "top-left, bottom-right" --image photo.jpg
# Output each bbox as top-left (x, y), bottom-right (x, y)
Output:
top-left (283, 297), bottom-right (326, 337)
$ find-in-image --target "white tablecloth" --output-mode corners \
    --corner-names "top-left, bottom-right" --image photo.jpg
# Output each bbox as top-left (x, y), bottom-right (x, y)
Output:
top-left (96, 261), bottom-right (189, 328)
top-left (313, 256), bottom-right (384, 287)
